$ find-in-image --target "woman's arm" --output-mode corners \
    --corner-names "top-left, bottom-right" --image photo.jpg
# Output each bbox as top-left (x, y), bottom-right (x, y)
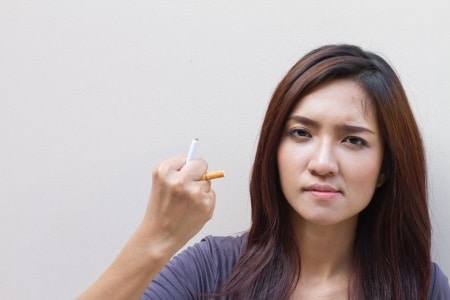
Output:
top-left (77, 155), bottom-right (216, 300)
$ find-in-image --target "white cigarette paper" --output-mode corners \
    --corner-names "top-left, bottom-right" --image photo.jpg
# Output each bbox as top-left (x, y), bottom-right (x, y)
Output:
top-left (186, 138), bottom-right (199, 163)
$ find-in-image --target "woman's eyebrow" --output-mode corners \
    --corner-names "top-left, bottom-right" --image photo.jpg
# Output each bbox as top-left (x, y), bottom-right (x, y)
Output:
top-left (336, 124), bottom-right (375, 135)
top-left (287, 115), bottom-right (375, 135)
top-left (286, 115), bottom-right (319, 128)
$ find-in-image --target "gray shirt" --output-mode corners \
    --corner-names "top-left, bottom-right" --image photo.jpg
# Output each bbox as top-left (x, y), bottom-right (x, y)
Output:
top-left (142, 235), bottom-right (450, 299)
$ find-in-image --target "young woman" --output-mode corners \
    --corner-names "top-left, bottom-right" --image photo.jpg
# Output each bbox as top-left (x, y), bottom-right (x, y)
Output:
top-left (79, 44), bottom-right (449, 299)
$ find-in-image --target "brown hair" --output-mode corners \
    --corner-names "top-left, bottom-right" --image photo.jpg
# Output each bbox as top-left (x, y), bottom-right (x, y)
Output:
top-left (219, 45), bottom-right (431, 299)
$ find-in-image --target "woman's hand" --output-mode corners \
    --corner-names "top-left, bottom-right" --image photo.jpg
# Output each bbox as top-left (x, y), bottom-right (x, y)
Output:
top-left (142, 154), bottom-right (216, 255)
top-left (77, 155), bottom-right (217, 300)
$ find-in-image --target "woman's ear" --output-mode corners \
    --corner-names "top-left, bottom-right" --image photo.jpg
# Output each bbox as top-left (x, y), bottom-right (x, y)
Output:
top-left (376, 171), bottom-right (387, 188)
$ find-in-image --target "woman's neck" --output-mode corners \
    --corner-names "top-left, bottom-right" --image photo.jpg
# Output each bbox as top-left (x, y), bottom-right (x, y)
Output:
top-left (292, 214), bottom-right (358, 281)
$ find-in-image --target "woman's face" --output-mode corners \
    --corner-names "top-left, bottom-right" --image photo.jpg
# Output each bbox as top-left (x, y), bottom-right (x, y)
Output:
top-left (277, 79), bottom-right (384, 227)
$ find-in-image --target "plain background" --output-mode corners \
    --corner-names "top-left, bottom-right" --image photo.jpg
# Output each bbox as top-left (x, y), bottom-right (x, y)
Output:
top-left (1, 1), bottom-right (449, 298)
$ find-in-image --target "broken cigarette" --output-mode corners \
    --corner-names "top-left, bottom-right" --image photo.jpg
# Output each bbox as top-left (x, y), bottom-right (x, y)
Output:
top-left (200, 170), bottom-right (225, 181)
top-left (186, 138), bottom-right (199, 164)
top-left (186, 139), bottom-right (225, 181)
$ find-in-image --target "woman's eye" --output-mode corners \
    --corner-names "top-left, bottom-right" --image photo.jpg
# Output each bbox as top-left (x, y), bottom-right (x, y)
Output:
top-left (288, 128), bottom-right (311, 138)
top-left (344, 136), bottom-right (366, 146)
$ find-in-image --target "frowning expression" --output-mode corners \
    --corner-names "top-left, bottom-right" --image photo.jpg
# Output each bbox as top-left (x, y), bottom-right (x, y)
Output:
top-left (277, 79), bottom-right (384, 227)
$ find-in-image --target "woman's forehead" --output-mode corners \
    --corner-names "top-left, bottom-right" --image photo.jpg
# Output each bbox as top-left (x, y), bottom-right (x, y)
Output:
top-left (289, 79), bottom-right (377, 125)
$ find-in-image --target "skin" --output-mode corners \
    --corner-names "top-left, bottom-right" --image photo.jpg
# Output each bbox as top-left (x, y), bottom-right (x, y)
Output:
top-left (77, 156), bottom-right (216, 300)
top-left (277, 79), bottom-right (385, 299)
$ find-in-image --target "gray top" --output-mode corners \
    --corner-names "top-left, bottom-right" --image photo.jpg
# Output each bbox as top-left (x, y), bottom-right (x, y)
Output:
top-left (141, 234), bottom-right (450, 299)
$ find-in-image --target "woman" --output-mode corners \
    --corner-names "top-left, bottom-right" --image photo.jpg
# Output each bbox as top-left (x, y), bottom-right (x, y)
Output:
top-left (79, 45), bottom-right (449, 299)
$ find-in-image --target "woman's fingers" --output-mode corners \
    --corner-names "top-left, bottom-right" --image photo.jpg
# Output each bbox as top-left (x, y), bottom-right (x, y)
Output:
top-left (154, 155), bottom-right (209, 181)
top-left (145, 155), bottom-right (216, 244)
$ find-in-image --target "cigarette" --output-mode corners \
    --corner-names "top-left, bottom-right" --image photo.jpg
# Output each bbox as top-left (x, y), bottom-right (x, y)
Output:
top-left (200, 170), bottom-right (225, 181)
top-left (186, 138), bottom-right (199, 163)
top-left (186, 139), bottom-right (225, 181)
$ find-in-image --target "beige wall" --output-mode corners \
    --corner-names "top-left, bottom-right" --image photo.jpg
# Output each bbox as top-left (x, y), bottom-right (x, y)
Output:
top-left (1, 1), bottom-right (449, 298)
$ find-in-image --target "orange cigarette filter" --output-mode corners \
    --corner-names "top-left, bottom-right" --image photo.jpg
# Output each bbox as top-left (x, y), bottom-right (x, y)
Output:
top-left (200, 170), bottom-right (225, 181)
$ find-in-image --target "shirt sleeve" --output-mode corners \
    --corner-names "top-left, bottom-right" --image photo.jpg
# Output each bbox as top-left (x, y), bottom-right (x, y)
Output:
top-left (140, 235), bottom-right (244, 300)
top-left (429, 262), bottom-right (450, 300)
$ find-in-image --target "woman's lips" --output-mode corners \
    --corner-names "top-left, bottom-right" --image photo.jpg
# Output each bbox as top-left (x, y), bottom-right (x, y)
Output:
top-left (304, 184), bottom-right (341, 200)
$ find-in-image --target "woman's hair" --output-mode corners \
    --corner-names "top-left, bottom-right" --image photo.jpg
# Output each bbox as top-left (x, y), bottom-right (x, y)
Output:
top-left (219, 44), bottom-right (431, 299)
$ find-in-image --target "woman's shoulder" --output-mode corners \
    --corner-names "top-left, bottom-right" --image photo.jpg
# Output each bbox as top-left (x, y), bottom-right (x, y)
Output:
top-left (196, 233), bottom-right (248, 267)
top-left (141, 233), bottom-right (248, 299)
top-left (429, 262), bottom-right (450, 299)
top-left (199, 233), bottom-right (248, 252)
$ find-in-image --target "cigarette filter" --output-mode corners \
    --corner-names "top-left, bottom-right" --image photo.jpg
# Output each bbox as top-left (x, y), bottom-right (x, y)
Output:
top-left (200, 170), bottom-right (225, 181)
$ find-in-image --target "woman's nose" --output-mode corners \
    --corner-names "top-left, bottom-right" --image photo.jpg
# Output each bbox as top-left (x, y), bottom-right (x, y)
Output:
top-left (307, 141), bottom-right (338, 177)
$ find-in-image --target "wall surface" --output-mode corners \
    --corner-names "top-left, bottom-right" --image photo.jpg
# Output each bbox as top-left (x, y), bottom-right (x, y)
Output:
top-left (1, 1), bottom-right (449, 298)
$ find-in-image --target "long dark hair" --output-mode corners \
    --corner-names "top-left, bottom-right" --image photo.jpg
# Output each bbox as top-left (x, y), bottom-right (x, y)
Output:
top-left (219, 45), bottom-right (431, 299)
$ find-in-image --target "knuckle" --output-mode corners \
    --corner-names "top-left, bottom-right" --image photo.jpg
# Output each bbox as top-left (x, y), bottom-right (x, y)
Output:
top-left (192, 184), bottom-right (204, 196)
top-left (152, 161), bottom-right (169, 180)
top-left (166, 176), bottom-right (191, 196)
top-left (152, 166), bottom-right (161, 180)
